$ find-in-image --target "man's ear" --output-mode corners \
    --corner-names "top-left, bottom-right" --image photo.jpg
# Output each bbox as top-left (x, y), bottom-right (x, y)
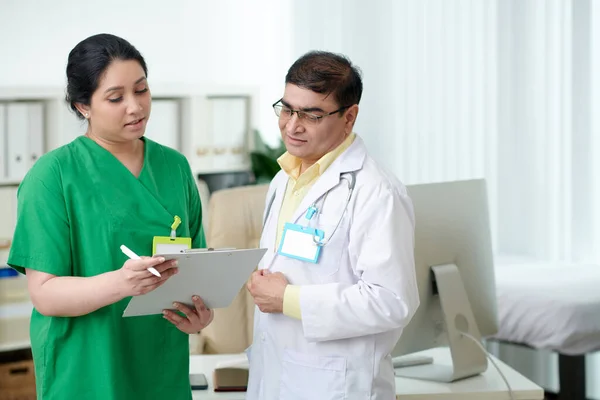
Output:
top-left (344, 104), bottom-right (359, 132)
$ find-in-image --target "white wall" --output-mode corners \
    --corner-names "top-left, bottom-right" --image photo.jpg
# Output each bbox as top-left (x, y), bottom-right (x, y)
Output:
top-left (0, 0), bottom-right (293, 145)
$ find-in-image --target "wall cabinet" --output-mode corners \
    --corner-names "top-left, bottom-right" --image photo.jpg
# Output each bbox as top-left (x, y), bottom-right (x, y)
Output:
top-left (0, 102), bottom-right (44, 182)
top-left (144, 98), bottom-right (181, 150)
top-left (0, 85), bottom-right (259, 187)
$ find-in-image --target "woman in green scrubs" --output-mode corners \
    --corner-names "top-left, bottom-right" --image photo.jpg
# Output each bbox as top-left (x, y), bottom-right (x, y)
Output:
top-left (7, 34), bottom-right (213, 400)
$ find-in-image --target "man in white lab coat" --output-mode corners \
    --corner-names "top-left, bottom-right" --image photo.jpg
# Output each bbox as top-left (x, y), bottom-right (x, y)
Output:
top-left (246, 50), bottom-right (420, 400)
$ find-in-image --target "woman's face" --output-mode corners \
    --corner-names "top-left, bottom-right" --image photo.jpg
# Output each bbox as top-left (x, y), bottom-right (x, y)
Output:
top-left (78, 59), bottom-right (151, 143)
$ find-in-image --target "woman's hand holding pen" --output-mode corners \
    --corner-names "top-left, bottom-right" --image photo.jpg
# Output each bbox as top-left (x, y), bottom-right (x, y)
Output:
top-left (117, 257), bottom-right (179, 297)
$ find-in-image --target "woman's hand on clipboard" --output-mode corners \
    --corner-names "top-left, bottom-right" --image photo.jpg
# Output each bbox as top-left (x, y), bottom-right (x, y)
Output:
top-left (162, 295), bottom-right (214, 334)
top-left (117, 257), bottom-right (179, 297)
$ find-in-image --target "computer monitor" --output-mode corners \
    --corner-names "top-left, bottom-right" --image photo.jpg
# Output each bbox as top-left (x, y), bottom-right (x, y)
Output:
top-left (392, 178), bottom-right (498, 383)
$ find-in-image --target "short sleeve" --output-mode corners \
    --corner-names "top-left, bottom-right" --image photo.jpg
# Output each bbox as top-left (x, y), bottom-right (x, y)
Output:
top-left (7, 162), bottom-right (71, 276)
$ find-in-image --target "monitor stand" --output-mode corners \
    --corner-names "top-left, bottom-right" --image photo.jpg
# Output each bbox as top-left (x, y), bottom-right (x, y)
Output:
top-left (395, 263), bottom-right (488, 383)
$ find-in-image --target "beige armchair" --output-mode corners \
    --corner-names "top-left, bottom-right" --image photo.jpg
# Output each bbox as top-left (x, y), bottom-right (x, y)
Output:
top-left (190, 184), bottom-right (269, 354)
top-left (195, 178), bottom-right (211, 233)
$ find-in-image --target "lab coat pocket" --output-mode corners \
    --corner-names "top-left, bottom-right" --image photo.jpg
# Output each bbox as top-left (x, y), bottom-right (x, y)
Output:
top-left (279, 349), bottom-right (346, 400)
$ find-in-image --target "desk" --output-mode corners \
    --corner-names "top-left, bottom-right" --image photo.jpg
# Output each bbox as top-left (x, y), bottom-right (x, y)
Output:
top-left (190, 347), bottom-right (544, 400)
top-left (0, 301), bottom-right (32, 352)
top-left (190, 354), bottom-right (246, 400)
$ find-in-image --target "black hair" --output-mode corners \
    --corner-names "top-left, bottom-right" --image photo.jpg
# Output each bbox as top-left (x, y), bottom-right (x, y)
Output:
top-left (65, 33), bottom-right (148, 119)
top-left (285, 50), bottom-right (363, 110)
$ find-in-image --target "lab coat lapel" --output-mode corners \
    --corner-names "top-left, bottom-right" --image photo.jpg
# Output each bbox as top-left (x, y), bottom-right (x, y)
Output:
top-left (261, 172), bottom-right (288, 267)
top-left (289, 168), bottom-right (341, 224)
top-left (262, 136), bottom-right (367, 268)
top-left (289, 136), bottom-right (367, 224)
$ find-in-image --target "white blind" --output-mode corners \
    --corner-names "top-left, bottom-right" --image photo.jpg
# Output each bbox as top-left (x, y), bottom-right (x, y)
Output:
top-left (591, 0), bottom-right (600, 263)
top-left (292, 0), bottom-right (600, 263)
top-left (497, 0), bottom-right (573, 261)
top-left (293, 0), bottom-right (500, 250)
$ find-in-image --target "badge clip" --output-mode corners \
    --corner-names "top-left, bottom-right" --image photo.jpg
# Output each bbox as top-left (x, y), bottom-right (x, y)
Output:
top-left (170, 215), bottom-right (182, 239)
top-left (305, 206), bottom-right (318, 220)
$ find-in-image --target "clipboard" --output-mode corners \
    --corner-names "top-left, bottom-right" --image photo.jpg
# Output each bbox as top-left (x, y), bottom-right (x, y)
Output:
top-left (122, 247), bottom-right (267, 317)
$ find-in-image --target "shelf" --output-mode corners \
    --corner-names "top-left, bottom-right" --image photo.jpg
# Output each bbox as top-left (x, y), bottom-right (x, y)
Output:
top-left (0, 339), bottom-right (30, 353)
top-left (0, 301), bottom-right (32, 353)
top-left (0, 302), bottom-right (32, 319)
top-left (0, 179), bottom-right (20, 187)
top-left (0, 84), bottom-right (259, 241)
top-left (193, 164), bottom-right (251, 174)
top-left (0, 86), bottom-right (65, 101)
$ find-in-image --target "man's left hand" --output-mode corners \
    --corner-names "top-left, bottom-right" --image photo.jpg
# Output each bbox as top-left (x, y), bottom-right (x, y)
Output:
top-left (247, 270), bottom-right (289, 313)
top-left (163, 295), bottom-right (214, 334)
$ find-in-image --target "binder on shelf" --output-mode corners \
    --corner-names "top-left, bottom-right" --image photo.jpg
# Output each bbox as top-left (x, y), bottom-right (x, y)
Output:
top-left (6, 102), bottom-right (44, 181)
top-left (144, 99), bottom-right (180, 150)
top-left (6, 104), bottom-right (28, 181)
top-left (0, 105), bottom-right (6, 180)
top-left (208, 97), bottom-right (248, 171)
top-left (27, 103), bottom-right (44, 167)
top-left (44, 99), bottom-right (85, 150)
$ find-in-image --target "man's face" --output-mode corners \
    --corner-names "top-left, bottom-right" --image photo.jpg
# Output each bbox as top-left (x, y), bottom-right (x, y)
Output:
top-left (278, 84), bottom-right (358, 163)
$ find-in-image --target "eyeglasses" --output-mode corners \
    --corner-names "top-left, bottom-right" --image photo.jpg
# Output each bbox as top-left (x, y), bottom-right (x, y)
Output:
top-left (272, 99), bottom-right (351, 124)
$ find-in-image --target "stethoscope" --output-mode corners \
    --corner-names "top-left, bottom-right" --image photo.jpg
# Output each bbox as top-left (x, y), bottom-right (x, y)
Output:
top-left (263, 171), bottom-right (357, 246)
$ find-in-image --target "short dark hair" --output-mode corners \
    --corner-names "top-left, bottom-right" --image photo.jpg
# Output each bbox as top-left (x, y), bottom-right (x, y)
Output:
top-left (285, 51), bottom-right (363, 110)
top-left (65, 33), bottom-right (148, 119)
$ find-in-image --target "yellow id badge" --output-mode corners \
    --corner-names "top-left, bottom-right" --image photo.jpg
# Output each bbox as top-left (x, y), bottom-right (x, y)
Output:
top-left (152, 236), bottom-right (192, 255)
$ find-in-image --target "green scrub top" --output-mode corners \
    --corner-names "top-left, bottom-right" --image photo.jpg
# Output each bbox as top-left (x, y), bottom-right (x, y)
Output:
top-left (8, 136), bottom-right (206, 400)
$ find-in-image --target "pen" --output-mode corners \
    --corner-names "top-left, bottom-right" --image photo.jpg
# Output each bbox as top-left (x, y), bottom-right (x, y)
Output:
top-left (120, 245), bottom-right (162, 277)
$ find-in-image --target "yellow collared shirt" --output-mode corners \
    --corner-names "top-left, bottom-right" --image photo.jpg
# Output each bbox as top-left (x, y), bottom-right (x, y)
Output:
top-left (277, 133), bottom-right (356, 320)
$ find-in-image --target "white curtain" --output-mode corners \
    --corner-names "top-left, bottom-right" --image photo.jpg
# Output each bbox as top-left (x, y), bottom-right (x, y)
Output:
top-left (293, 0), bottom-right (499, 248)
top-left (292, 2), bottom-right (600, 395)
top-left (292, 0), bottom-right (600, 265)
top-left (501, 0), bottom-right (599, 265)
top-left (497, 0), bottom-right (577, 263)
top-left (591, 0), bottom-right (600, 265)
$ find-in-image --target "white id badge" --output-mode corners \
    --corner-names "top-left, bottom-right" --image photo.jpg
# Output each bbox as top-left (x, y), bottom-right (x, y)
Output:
top-left (277, 223), bottom-right (325, 263)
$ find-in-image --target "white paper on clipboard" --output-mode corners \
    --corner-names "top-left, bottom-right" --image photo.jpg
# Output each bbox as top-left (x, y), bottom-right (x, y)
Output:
top-left (122, 247), bottom-right (267, 317)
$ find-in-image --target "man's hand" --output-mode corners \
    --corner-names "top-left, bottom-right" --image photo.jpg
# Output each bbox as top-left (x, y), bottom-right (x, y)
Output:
top-left (247, 270), bottom-right (289, 313)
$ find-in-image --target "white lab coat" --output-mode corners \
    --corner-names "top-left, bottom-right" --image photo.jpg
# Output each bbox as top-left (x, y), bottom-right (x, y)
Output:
top-left (247, 135), bottom-right (419, 400)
